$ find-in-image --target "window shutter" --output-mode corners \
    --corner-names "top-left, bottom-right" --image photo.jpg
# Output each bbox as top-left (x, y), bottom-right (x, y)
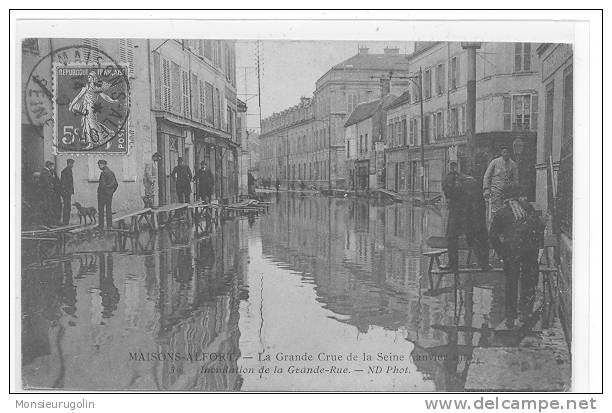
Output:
top-left (181, 70), bottom-right (190, 118)
top-left (119, 39), bottom-right (135, 78)
top-left (82, 39), bottom-right (101, 65)
top-left (161, 58), bottom-right (171, 111)
top-left (531, 94), bottom-right (538, 130)
top-left (191, 73), bottom-right (198, 121)
top-left (524, 43), bottom-right (531, 71)
top-left (171, 61), bottom-right (181, 114)
top-left (514, 43), bottom-right (522, 72)
top-left (153, 52), bottom-right (161, 108)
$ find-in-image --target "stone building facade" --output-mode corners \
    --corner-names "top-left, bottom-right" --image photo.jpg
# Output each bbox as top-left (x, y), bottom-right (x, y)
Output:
top-left (382, 42), bottom-right (540, 198)
top-left (259, 47), bottom-right (412, 190)
top-left (535, 43), bottom-right (573, 343)
top-left (21, 38), bottom-right (241, 226)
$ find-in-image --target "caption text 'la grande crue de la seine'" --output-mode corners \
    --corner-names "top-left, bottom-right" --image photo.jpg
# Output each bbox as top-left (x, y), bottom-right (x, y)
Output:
top-left (129, 351), bottom-right (474, 375)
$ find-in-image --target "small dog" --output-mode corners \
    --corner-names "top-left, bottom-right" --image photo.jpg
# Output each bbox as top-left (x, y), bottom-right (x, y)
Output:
top-left (73, 202), bottom-right (97, 225)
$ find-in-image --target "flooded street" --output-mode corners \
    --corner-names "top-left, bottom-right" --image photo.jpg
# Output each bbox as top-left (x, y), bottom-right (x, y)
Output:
top-left (21, 193), bottom-right (564, 391)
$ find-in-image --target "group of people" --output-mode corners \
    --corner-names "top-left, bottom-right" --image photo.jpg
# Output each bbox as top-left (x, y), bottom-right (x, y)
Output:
top-left (443, 145), bottom-right (545, 329)
top-left (170, 158), bottom-right (215, 203)
top-left (37, 158), bottom-right (118, 230)
top-left (36, 157), bottom-right (216, 230)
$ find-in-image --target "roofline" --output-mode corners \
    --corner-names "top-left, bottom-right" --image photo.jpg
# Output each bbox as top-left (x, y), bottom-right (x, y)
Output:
top-left (408, 41), bottom-right (444, 60)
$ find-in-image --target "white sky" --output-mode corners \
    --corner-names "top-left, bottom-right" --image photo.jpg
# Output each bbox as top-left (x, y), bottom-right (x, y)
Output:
top-left (235, 40), bottom-right (414, 132)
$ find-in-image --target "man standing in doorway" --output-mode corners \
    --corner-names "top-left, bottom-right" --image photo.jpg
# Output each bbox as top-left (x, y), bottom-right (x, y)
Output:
top-left (97, 159), bottom-right (118, 230)
top-left (483, 145), bottom-right (519, 218)
top-left (39, 161), bottom-right (61, 226)
top-left (60, 159), bottom-right (75, 225)
top-left (171, 157), bottom-right (193, 203)
top-left (195, 161), bottom-right (214, 203)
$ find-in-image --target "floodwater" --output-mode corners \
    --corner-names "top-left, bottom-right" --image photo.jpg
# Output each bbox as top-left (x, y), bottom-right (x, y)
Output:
top-left (20, 193), bottom-right (559, 391)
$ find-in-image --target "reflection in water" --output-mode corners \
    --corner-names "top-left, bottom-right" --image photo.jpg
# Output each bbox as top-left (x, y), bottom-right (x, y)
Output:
top-left (22, 220), bottom-right (246, 391)
top-left (21, 193), bottom-right (556, 391)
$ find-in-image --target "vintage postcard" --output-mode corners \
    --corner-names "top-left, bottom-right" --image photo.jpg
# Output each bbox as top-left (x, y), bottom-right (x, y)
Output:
top-left (11, 12), bottom-right (596, 394)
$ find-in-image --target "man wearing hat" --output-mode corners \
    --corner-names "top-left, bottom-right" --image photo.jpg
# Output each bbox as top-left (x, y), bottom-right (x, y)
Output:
top-left (39, 160), bottom-right (61, 225)
top-left (60, 159), bottom-right (75, 225)
top-left (483, 145), bottom-right (518, 218)
top-left (489, 184), bottom-right (544, 328)
top-left (443, 161), bottom-right (490, 271)
top-left (97, 159), bottom-right (118, 229)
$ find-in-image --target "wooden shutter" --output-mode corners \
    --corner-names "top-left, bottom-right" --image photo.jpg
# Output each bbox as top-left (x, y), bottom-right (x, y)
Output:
top-left (171, 61), bottom-right (181, 114)
top-left (153, 52), bottom-right (161, 108)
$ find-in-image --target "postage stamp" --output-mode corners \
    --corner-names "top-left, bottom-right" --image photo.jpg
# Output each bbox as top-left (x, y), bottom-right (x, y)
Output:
top-left (24, 44), bottom-right (130, 153)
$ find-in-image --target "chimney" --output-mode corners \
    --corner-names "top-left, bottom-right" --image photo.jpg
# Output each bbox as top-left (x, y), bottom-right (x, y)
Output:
top-left (358, 46), bottom-right (369, 55)
top-left (384, 47), bottom-right (400, 55)
top-left (380, 77), bottom-right (391, 97)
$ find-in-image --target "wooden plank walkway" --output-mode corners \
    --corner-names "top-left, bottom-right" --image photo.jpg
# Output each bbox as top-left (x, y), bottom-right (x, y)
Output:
top-left (151, 203), bottom-right (189, 228)
top-left (112, 208), bottom-right (153, 233)
top-left (22, 224), bottom-right (81, 237)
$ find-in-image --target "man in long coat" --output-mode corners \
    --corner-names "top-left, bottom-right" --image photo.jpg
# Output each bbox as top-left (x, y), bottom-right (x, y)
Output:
top-left (443, 162), bottom-right (490, 271)
top-left (489, 184), bottom-right (544, 328)
top-left (60, 159), bottom-right (75, 225)
top-left (97, 159), bottom-right (118, 229)
top-left (194, 162), bottom-right (214, 203)
top-left (39, 161), bottom-right (62, 226)
top-left (171, 157), bottom-right (193, 203)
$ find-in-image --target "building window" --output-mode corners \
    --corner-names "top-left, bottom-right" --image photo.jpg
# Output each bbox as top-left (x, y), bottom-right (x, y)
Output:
top-left (450, 107), bottom-right (458, 136)
top-left (365, 134), bottom-right (369, 153)
top-left (531, 94), bottom-right (538, 131)
top-left (22, 38), bottom-right (39, 54)
top-left (503, 96), bottom-right (512, 130)
top-left (199, 80), bottom-right (206, 121)
top-left (359, 135), bottom-right (363, 154)
top-left (514, 43), bottom-right (532, 72)
top-left (412, 82), bottom-right (420, 103)
top-left (203, 40), bottom-right (213, 60)
top-left (424, 69), bottom-right (432, 99)
top-left (502, 95), bottom-right (537, 131)
top-left (402, 118), bottom-right (408, 146)
top-left (432, 112), bottom-right (444, 140)
top-left (409, 118), bottom-right (416, 145)
top-left (347, 140), bottom-right (350, 158)
top-left (182, 70), bottom-right (190, 118)
top-left (436, 63), bottom-right (446, 95)
top-left (459, 104), bottom-right (466, 134)
top-left (226, 106), bottom-right (232, 133)
top-left (171, 61), bottom-right (181, 114)
top-left (450, 56), bottom-right (459, 90)
top-left (205, 82), bottom-right (214, 124)
top-left (399, 162), bottom-right (407, 190)
top-left (423, 115), bottom-right (431, 144)
top-left (214, 88), bottom-right (221, 129)
top-left (161, 58), bottom-right (171, 111)
top-left (347, 94), bottom-right (359, 113)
